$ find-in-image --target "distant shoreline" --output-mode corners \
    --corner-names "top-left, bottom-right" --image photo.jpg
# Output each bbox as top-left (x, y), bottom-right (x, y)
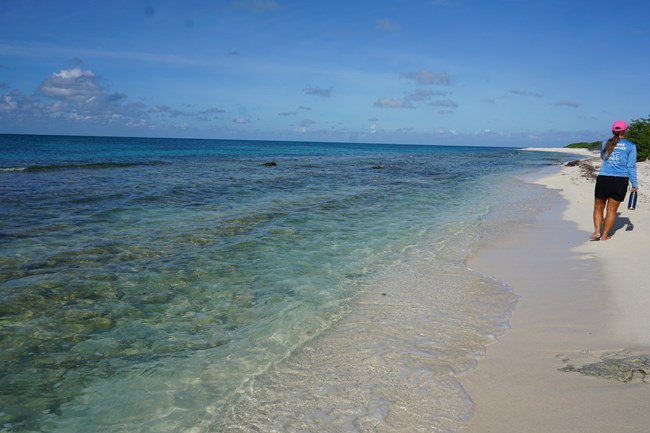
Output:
top-left (520, 146), bottom-right (596, 156)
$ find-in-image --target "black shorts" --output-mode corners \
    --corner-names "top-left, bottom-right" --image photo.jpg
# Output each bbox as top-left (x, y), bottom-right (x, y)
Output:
top-left (595, 175), bottom-right (629, 202)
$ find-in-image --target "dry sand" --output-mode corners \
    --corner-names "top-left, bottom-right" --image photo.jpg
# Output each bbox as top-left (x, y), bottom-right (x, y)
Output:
top-left (459, 149), bottom-right (650, 433)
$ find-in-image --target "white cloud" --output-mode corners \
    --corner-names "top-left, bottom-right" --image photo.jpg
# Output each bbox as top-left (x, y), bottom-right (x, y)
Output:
top-left (429, 99), bottom-right (458, 108)
top-left (0, 65), bottom-right (228, 130)
top-left (553, 99), bottom-right (581, 108)
top-left (407, 88), bottom-right (449, 101)
top-left (374, 98), bottom-right (414, 109)
top-left (204, 107), bottom-right (226, 115)
top-left (38, 67), bottom-right (102, 100)
top-left (303, 86), bottom-right (331, 98)
top-left (0, 93), bottom-right (19, 111)
top-left (401, 69), bottom-right (454, 86)
top-left (150, 105), bottom-right (225, 119)
top-left (507, 89), bottom-right (543, 98)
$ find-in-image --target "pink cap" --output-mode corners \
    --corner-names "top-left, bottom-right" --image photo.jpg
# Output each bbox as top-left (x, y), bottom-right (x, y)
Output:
top-left (612, 120), bottom-right (628, 132)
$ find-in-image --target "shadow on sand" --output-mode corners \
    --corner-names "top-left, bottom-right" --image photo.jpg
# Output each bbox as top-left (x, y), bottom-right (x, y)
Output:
top-left (611, 212), bottom-right (634, 237)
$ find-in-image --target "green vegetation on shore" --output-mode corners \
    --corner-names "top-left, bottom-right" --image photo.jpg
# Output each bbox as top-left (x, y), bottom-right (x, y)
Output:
top-left (566, 141), bottom-right (601, 151)
top-left (566, 115), bottom-right (650, 161)
top-left (628, 115), bottom-right (650, 161)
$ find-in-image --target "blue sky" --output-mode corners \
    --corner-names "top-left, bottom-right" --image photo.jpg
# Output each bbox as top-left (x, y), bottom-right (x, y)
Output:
top-left (1, 0), bottom-right (648, 146)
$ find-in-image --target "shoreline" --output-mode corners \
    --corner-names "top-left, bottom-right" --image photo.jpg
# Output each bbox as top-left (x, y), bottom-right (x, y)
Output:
top-left (459, 156), bottom-right (650, 432)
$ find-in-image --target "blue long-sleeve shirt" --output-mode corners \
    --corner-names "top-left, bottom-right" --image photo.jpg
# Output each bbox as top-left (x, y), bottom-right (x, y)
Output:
top-left (599, 138), bottom-right (638, 187)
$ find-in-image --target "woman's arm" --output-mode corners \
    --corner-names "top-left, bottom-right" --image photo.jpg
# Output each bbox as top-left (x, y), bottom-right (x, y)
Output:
top-left (628, 144), bottom-right (638, 189)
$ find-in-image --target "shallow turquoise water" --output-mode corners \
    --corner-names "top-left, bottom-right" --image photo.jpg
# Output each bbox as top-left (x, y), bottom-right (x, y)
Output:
top-left (0, 135), bottom-right (577, 432)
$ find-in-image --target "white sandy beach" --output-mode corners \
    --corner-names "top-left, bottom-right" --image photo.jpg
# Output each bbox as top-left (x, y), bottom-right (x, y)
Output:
top-left (460, 149), bottom-right (650, 433)
top-left (521, 147), bottom-right (596, 156)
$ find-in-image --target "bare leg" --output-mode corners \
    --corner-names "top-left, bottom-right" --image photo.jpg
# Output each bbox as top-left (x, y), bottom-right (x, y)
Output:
top-left (592, 197), bottom-right (606, 240)
top-left (602, 198), bottom-right (622, 240)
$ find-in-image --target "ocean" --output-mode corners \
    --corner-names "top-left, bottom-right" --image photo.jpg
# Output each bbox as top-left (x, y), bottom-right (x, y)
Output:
top-left (0, 134), bottom-right (578, 432)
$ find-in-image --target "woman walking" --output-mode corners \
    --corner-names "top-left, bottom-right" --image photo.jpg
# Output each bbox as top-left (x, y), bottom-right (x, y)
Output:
top-left (591, 120), bottom-right (639, 241)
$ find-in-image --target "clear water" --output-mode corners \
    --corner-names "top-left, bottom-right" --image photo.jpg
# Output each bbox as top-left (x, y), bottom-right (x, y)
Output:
top-left (0, 135), bottom-right (577, 432)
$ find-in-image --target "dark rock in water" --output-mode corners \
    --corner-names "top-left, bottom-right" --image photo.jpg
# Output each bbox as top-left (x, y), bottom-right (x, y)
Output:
top-left (262, 161), bottom-right (277, 167)
top-left (560, 355), bottom-right (650, 383)
top-left (371, 165), bottom-right (382, 169)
